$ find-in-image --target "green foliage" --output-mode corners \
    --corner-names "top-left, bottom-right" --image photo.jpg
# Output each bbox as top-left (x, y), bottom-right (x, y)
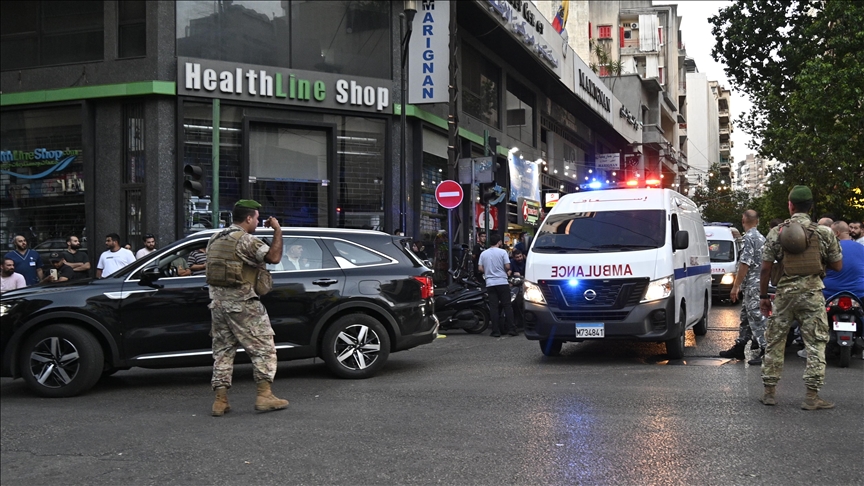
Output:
top-left (710, 0), bottom-right (864, 221)
top-left (691, 163), bottom-right (751, 230)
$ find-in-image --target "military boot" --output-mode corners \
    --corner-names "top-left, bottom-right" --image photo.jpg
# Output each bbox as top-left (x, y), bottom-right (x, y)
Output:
top-left (747, 347), bottom-right (765, 366)
top-left (255, 381), bottom-right (289, 412)
top-left (760, 385), bottom-right (776, 406)
top-left (801, 388), bottom-right (835, 410)
top-left (212, 386), bottom-right (231, 417)
top-left (719, 341), bottom-right (746, 360)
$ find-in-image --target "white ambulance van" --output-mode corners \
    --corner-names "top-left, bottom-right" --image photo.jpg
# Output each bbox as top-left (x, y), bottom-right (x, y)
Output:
top-left (703, 223), bottom-right (739, 303)
top-left (523, 187), bottom-right (711, 359)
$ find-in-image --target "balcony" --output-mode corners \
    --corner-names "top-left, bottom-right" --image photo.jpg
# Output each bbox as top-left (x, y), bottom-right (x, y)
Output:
top-left (720, 143), bottom-right (731, 153)
top-left (678, 81), bottom-right (686, 95)
top-left (678, 123), bottom-right (687, 136)
top-left (718, 109), bottom-right (729, 119)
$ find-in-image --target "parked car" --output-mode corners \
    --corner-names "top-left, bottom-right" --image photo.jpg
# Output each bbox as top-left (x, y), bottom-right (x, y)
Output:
top-left (1, 228), bottom-right (438, 397)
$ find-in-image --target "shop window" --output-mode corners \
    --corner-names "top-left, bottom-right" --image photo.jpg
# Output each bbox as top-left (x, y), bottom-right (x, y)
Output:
top-left (181, 102), bottom-right (242, 235)
top-left (1, 1), bottom-right (104, 70)
top-left (506, 76), bottom-right (534, 146)
top-left (291, 1), bottom-right (391, 78)
top-left (0, 107), bottom-right (86, 255)
top-left (462, 43), bottom-right (500, 128)
top-left (420, 152), bottom-right (447, 238)
top-left (118, 0), bottom-right (146, 58)
top-left (335, 117), bottom-right (386, 230)
top-left (177, 1), bottom-right (290, 68)
top-left (124, 189), bottom-right (142, 249)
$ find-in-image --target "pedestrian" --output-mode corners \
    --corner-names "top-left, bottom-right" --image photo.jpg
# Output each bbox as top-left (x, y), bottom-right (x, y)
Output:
top-left (848, 220), bottom-right (864, 244)
top-left (817, 217), bottom-right (833, 227)
top-left (206, 199), bottom-right (288, 416)
top-left (62, 235), bottom-right (90, 280)
top-left (478, 233), bottom-right (517, 338)
top-left (44, 252), bottom-right (76, 282)
top-left (4, 235), bottom-right (43, 286)
top-left (721, 210), bottom-right (767, 364)
top-left (394, 228), bottom-right (405, 236)
top-left (758, 185), bottom-right (843, 410)
top-left (472, 231), bottom-right (487, 284)
top-left (186, 247), bottom-right (207, 275)
top-left (822, 221), bottom-right (864, 300)
top-left (136, 234), bottom-right (157, 259)
top-left (1, 257), bottom-right (26, 293)
top-left (96, 233), bottom-right (136, 278)
top-left (509, 248), bottom-right (526, 278)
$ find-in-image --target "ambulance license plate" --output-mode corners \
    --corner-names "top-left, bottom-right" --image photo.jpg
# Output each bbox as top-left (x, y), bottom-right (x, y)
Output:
top-left (576, 323), bottom-right (604, 338)
top-left (833, 321), bottom-right (856, 332)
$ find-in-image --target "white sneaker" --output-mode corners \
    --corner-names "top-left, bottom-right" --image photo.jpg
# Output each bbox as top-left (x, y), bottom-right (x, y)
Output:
top-left (797, 349), bottom-right (807, 358)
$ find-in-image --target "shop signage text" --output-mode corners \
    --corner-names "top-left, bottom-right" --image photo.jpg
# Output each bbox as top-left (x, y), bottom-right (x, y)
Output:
top-left (619, 105), bottom-right (642, 131)
top-left (179, 59), bottom-right (391, 114)
top-left (487, 0), bottom-right (559, 71)
top-left (408, 0), bottom-right (450, 104)
top-left (578, 69), bottom-right (610, 112)
top-left (0, 148), bottom-right (80, 180)
top-left (518, 197), bottom-right (541, 226)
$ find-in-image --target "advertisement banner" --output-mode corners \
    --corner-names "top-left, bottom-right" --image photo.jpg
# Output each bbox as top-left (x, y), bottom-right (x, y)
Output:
top-left (408, 0), bottom-right (450, 104)
top-left (508, 153), bottom-right (541, 203)
top-left (595, 153), bottom-right (620, 171)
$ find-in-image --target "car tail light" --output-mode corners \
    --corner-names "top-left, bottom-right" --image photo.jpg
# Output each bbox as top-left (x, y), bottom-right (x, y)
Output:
top-left (413, 276), bottom-right (434, 300)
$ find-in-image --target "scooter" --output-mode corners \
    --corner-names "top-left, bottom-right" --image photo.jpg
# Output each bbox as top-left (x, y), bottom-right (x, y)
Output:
top-left (510, 276), bottom-right (524, 330)
top-left (825, 291), bottom-right (864, 368)
top-left (435, 273), bottom-right (490, 334)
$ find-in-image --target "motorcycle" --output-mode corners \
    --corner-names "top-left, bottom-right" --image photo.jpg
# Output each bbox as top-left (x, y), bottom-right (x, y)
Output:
top-left (825, 291), bottom-right (864, 368)
top-left (510, 276), bottom-right (524, 330)
top-left (434, 272), bottom-right (490, 334)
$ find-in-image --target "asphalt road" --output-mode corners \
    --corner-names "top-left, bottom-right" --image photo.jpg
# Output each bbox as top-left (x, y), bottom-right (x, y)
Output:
top-left (2, 303), bottom-right (863, 486)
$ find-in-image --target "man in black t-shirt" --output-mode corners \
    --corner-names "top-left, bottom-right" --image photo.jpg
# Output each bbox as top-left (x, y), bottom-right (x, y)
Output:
top-left (62, 235), bottom-right (90, 280)
top-left (44, 253), bottom-right (77, 282)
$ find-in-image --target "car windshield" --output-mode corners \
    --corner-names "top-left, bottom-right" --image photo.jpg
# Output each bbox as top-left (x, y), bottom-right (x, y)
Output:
top-left (709, 240), bottom-right (736, 262)
top-left (532, 210), bottom-right (666, 253)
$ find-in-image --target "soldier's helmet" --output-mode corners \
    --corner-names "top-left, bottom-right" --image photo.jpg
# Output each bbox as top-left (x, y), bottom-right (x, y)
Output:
top-left (779, 221), bottom-right (808, 254)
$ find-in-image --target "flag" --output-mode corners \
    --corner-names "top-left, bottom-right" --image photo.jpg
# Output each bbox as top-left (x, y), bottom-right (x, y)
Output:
top-left (552, 0), bottom-right (569, 34)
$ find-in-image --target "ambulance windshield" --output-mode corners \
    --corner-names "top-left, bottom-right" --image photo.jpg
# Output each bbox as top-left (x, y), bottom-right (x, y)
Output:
top-left (708, 240), bottom-right (736, 262)
top-left (532, 210), bottom-right (666, 253)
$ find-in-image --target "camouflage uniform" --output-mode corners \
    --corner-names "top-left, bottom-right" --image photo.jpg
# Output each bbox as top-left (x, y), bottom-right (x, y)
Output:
top-left (761, 213), bottom-right (843, 390)
top-left (208, 224), bottom-right (277, 390)
top-left (736, 227), bottom-right (767, 347)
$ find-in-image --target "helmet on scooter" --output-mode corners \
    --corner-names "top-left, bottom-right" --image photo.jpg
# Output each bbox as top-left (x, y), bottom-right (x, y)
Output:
top-left (779, 221), bottom-right (808, 254)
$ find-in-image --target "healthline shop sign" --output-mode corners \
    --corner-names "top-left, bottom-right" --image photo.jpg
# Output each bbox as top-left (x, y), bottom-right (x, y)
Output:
top-left (178, 58), bottom-right (391, 113)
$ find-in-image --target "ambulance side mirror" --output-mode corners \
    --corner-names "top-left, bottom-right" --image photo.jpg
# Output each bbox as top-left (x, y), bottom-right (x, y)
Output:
top-left (674, 231), bottom-right (689, 250)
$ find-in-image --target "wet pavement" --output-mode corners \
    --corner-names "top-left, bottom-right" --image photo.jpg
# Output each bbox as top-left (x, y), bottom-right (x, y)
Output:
top-left (2, 302), bottom-right (862, 485)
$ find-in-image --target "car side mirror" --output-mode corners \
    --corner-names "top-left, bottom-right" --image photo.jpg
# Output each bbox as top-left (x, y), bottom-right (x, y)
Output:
top-left (140, 266), bottom-right (161, 282)
top-left (674, 231), bottom-right (689, 250)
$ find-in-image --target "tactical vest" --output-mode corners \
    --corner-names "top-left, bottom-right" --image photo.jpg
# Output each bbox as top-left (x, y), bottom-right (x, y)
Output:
top-left (205, 230), bottom-right (258, 289)
top-left (780, 222), bottom-right (824, 277)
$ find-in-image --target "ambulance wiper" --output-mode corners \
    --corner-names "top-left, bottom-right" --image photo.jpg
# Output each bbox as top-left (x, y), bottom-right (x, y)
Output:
top-left (533, 245), bottom-right (597, 253)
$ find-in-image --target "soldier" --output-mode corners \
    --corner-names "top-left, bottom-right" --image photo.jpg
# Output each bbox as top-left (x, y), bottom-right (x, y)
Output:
top-left (206, 199), bottom-right (288, 416)
top-left (758, 185), bottom-right (843, 410)
top-left (721, 210), bottom-right (767, 364)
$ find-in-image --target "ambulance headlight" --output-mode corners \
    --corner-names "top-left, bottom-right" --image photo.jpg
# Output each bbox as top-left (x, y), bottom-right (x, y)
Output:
top-left (523, 280), bottom-right (546, 304)
top-left (641, 276), bottom-right (673, 302)
top-left (720, 273), bottom-right (735, 285)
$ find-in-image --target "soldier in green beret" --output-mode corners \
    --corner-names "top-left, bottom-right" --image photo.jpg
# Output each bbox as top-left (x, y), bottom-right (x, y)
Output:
top-left (758, 185), bottom-right (843, 410)
top-left (205, 199), bottom-right (289, 416)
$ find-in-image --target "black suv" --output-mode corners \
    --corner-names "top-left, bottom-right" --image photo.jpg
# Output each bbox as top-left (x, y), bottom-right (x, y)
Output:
top-left (1, 228), bottom-right (438, 397)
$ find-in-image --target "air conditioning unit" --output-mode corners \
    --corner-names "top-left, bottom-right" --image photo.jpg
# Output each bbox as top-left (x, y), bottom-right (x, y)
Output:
top-left (630, 22), bottom-right (639, 29)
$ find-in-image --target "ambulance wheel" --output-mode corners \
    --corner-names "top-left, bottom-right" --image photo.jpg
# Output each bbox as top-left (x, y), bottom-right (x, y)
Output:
top-left (665, 306), bottom-right (686, 359)
top-left (693, 298), bottom-right (709, 336)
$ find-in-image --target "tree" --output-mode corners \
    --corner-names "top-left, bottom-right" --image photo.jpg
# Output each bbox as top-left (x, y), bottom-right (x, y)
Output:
top-left (691, 163), bottom-right (751, 229)
top-left (710, 0), bottom-right (864, 221)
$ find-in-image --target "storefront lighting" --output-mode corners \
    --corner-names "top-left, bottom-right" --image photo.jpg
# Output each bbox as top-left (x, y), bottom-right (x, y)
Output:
top-left (588, 169), bottom-right (593, 174)
top-left (183, 124), bottom-right (240, 132)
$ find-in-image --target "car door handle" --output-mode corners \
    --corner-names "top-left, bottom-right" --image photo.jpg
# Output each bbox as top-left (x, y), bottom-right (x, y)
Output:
top-left (313, 278), bottom-right (339, 286)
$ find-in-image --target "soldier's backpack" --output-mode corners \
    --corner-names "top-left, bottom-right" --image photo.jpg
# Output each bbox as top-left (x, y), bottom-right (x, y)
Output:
top-left (777, 220), bottom-right (824, 277)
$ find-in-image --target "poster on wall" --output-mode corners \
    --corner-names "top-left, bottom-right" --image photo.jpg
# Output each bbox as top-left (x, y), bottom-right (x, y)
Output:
top-left (508, 153), bottom-right (540, 203)
top-left (408, 0), bottom-right (450, 104)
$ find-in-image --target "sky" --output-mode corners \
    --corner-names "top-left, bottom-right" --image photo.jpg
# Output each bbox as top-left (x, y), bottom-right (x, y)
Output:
top-left (657, 0), bottom-right (755, 164)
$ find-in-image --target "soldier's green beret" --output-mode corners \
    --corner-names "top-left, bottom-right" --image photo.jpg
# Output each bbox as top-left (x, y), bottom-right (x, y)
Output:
top-left (234, 199), bottom-right (262, 209)
top-left (788, 185), bottom-right (813, 203)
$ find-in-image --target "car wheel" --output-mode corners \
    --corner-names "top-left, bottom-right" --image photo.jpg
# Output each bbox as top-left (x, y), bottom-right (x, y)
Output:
top-left (19, 324), bottom-right (104, 398)
top-left (539, 338), bottom-right (563, 357)
top-left (463, 308), bottom-right (490, 334)
top-left (322, 314), bottom-right (390, 379)
top-left (665, 306), bottom-right (686, 359)
top-left (693, 297), bottom-right (709, 336)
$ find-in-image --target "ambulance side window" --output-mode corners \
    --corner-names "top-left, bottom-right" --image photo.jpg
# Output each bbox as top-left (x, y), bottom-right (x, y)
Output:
top-left (671, 214), bottom-right (680, 251)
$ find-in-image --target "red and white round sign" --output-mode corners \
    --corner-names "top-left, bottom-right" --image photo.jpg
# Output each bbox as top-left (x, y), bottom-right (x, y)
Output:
top-left (435, 180), bottom-right (463, 209)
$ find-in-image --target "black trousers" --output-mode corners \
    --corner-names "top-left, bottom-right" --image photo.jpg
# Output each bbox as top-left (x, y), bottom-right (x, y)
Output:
top-left (487, 284), bottom-right (514, 334)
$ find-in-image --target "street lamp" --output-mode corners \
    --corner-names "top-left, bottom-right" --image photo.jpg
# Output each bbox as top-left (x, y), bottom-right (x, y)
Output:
top-left (399, 1), bottom-right (417, 234)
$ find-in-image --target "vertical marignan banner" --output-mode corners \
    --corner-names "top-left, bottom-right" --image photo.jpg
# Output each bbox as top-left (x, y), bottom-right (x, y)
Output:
top-left (408, 0), bottom-right (450, 104)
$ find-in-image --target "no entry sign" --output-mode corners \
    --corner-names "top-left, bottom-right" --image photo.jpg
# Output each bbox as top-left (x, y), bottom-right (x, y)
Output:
top-left (435, 180), bottom-right (463, 209)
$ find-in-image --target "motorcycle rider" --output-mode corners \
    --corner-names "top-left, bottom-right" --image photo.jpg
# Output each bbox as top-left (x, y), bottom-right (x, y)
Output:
top-left (759, 185), bottom-right (843, 410)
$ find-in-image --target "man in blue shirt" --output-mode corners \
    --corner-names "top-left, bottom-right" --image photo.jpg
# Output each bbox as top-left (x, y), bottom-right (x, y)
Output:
top-left (4, 235), bottom-right (43, 286)
top-left (823, 221), bottom-right (864, 300)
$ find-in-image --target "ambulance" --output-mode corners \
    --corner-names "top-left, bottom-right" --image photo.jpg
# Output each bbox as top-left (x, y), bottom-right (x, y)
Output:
top-left (522, 186), bottom-right (712, 359)
top-left (703, 223), bottom-right (740, 303)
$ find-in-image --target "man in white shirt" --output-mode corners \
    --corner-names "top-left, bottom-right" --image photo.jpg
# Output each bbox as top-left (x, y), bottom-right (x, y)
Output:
top-left (136, 234), bottom-right (157, 259)
top-left (284, 244), bottom-right (305, 270)
top-left (97, 233), bottom-right (136, 278)
top-left (478, 233), bottom-right (517, 338)
top-left (1, 257), bottom-right (27, 293)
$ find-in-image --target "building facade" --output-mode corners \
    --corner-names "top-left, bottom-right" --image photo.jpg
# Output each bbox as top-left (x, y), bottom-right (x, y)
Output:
top-left (684, 71), bottom-right (719, 193)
